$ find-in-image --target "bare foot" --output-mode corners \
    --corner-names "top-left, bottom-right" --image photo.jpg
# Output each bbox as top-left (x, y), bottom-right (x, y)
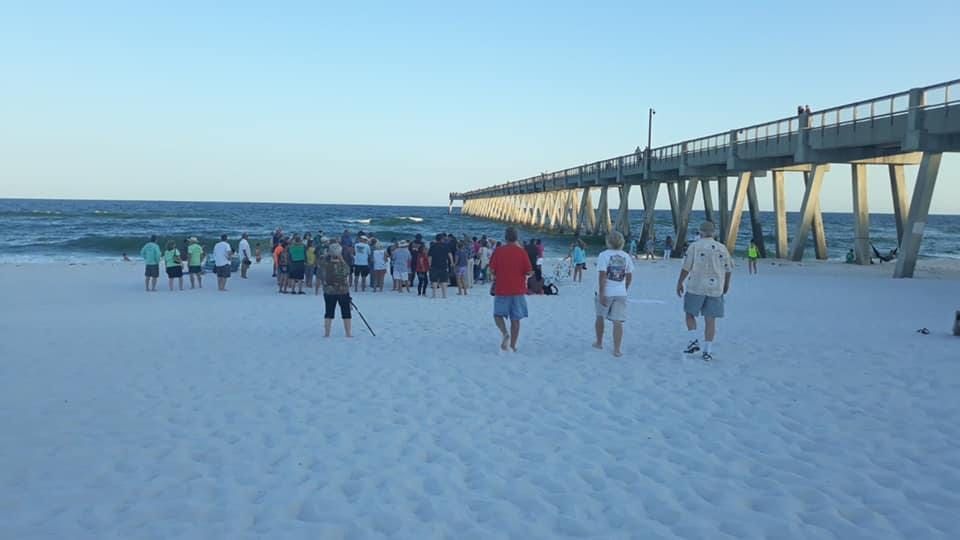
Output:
top-left (511, 346), bottom-right (519, 353)
top-left (613, 350), bottom-right (623, 358)
top-left (592, 342), bottom-right (603, 350)
top-left (500, 333), bottom-right (510, 351)
top-left (323, 334), bottom-right (330, 338)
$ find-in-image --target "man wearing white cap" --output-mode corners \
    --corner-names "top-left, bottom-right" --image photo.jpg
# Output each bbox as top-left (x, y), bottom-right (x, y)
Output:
top-left (186, 237), bottom-right (205, 289)
top-left (676, 221), bottom-right (732, 361)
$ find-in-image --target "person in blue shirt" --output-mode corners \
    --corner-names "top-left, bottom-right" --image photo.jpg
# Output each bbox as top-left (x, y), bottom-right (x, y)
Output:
top-left (565, 239), bottom-right (588, 283)
top-left (139, 235), bottom-right (162, 292)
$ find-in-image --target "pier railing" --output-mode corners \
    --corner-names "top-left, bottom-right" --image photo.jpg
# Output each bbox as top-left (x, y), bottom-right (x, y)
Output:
top-left (454, 78), bottom-right (960, 199)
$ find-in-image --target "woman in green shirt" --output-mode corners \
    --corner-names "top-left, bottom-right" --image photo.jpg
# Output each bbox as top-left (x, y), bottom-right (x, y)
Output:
top-left (163, 240), bottom-right (184, 290)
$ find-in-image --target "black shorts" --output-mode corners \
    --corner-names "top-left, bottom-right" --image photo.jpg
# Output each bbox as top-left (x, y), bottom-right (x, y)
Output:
top-left (577, 263), bottom-right (587, 270)
top-left (188, 265), bottom-right (202, 274)
top-left (323, 294), bottom-right (352, 319)
top-left (166, 266), bottom-right (183, 278)
top-left (216, 265), bottom-right (231, 278)
top-left (145, 264), bottom-right (159, 278)
top-left (429, 268), bottom-right (448, 283)
top-left (353, 265), bottom-right (370, 278)
top-left (288, 261), bottom-right (305, 280)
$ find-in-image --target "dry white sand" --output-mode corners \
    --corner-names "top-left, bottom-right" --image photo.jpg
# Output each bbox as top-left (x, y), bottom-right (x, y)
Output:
top-left (1, 258), bottom-right (958, 539)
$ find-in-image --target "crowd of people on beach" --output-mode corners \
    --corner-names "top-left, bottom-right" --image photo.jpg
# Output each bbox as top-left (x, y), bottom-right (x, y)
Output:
top-left (137, 221), bottom-right (733, 359)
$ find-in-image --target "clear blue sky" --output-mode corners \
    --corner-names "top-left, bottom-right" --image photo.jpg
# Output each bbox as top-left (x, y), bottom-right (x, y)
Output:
top-left (1, 1), bottom-right (957, 213)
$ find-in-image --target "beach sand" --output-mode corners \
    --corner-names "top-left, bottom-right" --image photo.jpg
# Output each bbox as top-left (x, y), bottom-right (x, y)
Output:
top-left (1, 258), bottom-right (958, 539)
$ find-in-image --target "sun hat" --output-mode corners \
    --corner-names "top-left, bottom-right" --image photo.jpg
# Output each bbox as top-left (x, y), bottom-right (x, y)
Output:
top-left (188, 237), bottom-right (199, 243)
top-left (398, 240), bottom-right (409, 248)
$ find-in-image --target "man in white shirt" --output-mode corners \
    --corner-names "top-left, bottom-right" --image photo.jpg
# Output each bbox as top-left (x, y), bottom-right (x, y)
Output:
top-left (213, 234), bottom-right (234, 292)
top-left (352, 236), bottom-right (371, 292)
top-left (238, 233), bottom-right (252, 279)
top-left (593, 231), bottom-right (634, 358)
top-left (676, 221), bottom-right (732, 361)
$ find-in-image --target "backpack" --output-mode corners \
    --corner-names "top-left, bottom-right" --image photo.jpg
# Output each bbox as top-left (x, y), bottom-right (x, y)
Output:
top-left (544, 282), bottom-right (559, 296)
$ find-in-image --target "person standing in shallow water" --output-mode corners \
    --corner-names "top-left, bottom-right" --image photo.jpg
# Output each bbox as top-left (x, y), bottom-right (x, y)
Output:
top-left (140, 235), bottom-right (161, 292)
top-left (489, 227), bottom-right (533, 352)
top-left (677, 221), bottom-right (732, 361)
top-left (321, 243), bottom-right (353, 338)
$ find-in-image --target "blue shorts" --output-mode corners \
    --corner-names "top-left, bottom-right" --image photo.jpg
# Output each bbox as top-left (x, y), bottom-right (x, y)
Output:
top-left (494, 295), bottom-right (528, 321)
top-left (684, 293), bottom-right (724, 318)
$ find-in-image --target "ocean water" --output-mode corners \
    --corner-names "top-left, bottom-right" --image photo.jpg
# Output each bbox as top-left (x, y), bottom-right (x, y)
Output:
top-left (1, 198), bottom-right (958, 263)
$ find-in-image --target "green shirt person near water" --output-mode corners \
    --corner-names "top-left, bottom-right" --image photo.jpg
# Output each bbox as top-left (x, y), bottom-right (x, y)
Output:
top-left (163, 248), bottom-right (181, 267)
top-left (188, 243), bottom-right (204, 266)
top-left (140, 241), bottom-right (161, 265)
top-left (289, 243), bottom-right (306, 263)
top-left (747, 243), bottom-right (759, 260)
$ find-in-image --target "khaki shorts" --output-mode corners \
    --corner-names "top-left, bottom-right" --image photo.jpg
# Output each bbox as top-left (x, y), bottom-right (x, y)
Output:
top-left (595, 296), bottom-right (627, 322)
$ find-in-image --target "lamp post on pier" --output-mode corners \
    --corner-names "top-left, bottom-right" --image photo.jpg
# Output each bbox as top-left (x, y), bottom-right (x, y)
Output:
top-left (646, 107), bottom-right (656, 152)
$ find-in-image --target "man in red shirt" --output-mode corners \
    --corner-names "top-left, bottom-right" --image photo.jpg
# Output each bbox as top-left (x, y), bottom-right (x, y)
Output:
top-left (489, 227), bottom-right (533, 352)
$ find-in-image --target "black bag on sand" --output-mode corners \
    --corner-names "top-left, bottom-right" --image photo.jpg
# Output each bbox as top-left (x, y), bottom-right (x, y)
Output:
top-left (544, 282), bottom-right (558, 296)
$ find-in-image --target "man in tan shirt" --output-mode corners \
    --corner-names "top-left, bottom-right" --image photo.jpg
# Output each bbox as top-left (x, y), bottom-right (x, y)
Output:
top-left (676, 221), bottom-right (732, 361)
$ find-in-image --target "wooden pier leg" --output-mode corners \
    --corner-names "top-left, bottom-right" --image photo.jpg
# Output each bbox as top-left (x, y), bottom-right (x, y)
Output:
top-left (717, 176), bottom-right (730, 242)
top-left (852, 164), bottom-right (871, 265)
top-left (675, 178), bottom-right (700, 254)
top-left (894, 153), bottom-right (943, 278)
top-left (640, 182), bottom-right (660, 247)
top-left (701, 179), bottom-right (715, 224)
top-left (724, 172), bottom-right (752, 254)
top-left (746, 176), bottom-right (767, 257)
top-left (789, 165), bottom-right (827, 261)
top-left (772, 170), bottom-right (788, 259)
top-left (889, 164), bottom-right (910, 245)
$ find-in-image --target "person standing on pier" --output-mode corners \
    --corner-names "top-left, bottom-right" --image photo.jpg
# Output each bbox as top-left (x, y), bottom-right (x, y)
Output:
top-left (140, 235), bottom-right (161, 292)
top-left (489, 227), bottom-right (533, 352)
top-left (676, 222), bottom-right (732, 361)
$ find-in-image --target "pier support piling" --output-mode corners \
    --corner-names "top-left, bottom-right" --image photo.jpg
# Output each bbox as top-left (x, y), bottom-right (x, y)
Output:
top-left (889, 165), bottom-right (910, 245)
top-left (667, 182), bottom-right (680, 236)
top-left (639, 182), bottom-right (660, 246)
top-left (724, 172), bottom-right (752, 254)
top-left (851, 164), bottom-right (871, 265)
top-left (701, 179), bottom-right (715, 224)
top-left (746, 177), bottom-right (766, 257)
top-left (894, 153), bottom-right (943, 278)
top-left (676, 178), bottom-right (700, 253)
top-left (772, 170), bottom-right (788, 259)
top-left (790, 165), bottom-right (828, 261)
top-left (717, 176), bottom-right (730, 241)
